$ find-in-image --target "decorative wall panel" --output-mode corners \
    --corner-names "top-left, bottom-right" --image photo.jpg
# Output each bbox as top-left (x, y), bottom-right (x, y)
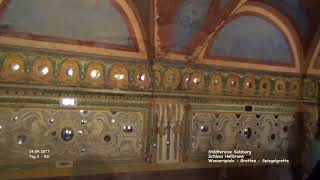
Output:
top-left (185, 104), bottom-right (299, 161)
top-left (0, 107), bottom-right (147, 168)
top-left (0, 47), bottom-right (318, 179)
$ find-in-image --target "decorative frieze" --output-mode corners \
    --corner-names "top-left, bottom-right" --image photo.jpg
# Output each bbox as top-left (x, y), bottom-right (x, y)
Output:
top-left (0, 50), bottom-right (318, 100)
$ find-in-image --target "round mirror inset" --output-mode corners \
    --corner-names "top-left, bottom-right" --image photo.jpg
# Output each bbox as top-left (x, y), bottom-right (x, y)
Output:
top-left (243, 128), bottom-right (252, 139)
top-left (39, 66), bottom-right (49, 76)
top-left (231, 80), bottom-right (236, 87)
top-left (90, 69), bottom-right (101, 79)
top-left (17, 135), bottom-right (26, 144)
top-left (49, 118), bottom-right (54, 123)
top-left (10, 63), bottom-right (20, 72)
top-left (114, 73), bottom-right (124, 80)
top-left (185, 77), bottom-right (190, 83)
top-left (166, 140), bottom-right (170, 145)
top-left (104, 134), bottom-right (112, 143)
top-left (200, 125), bottom-right (208, 132)
top-left (66, 68), bottom-right (74, 77)
top-left (213, 79), bottom-right (219, 85)
top-left (61, 127), bottom-right (74, 141)
top-left (246, 82), bottom-right (252, 88)
top-left (270, 134), bottom-right (276, 140)
top-left (80, 110), bottom-right (88, 116)
top-left (216, 134), bottom-right (223, 141)
top-left (80, 119), bottom-right (87, 125)
top-left (137, 73), bottom-right (146, 81)
top-left (13, 116), bottom-right (18, 121)
top-left (123, 125), bottom-right (133, 133)
top-left (193, 77), bottom-right (201, 84)
top-left (111, 118), bottom-right (116, 124)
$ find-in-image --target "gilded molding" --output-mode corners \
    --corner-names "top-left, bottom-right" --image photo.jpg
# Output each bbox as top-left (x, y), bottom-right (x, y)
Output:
top-left (209, 72), bottom-right (223, 95)
top-left (274, 78), bottom-right (286, 97)
top-left (243, 74), bottom-right (256, 96)
top-left (226, 73), bottom-right (240, 95)
top-left (0, 50), bottom-right (318, 100)
top-left (31, 56), bottom-right (54, 84)
top-left (259, 76), bottom-right (272, 97)
top-left (187, 70), bottom-right (205, 93)
top-left (108, 63), bottom-right (129, 89)
top-left (84, 61), bottom-right (105, 87)
top-left (59, 58), bottom-right (81, 85)
top-left (133, 65), bottom-right (151, 90)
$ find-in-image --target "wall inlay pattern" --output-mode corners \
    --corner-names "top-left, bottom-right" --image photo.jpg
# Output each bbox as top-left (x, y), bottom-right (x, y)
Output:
top-left (0, 108), bottom-right (147, 166)
top-left (0, 48), bottom-right (318, 179)
top-left (189, 112), bottom-right (295, 160)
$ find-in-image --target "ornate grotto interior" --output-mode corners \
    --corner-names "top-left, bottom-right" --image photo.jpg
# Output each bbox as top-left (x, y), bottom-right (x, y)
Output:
top-left (0, 0), bottom-right (320, 179)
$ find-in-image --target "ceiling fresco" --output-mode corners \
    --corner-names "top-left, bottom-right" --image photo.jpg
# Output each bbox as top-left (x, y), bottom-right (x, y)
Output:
top-left (172, 0), bottom-right (212, 50)
top-left (207, 15), bottom-right (292, 65)
top-left (0, 0), bottom-right (148, 59)
top-left (259, 0), bottom-right (309, 44)
top-left (0, 0), bottom-right (319, 74)
top-left (0, 0), bottom-right (133, 48)
top-left (219, 0), bottom-right (232, 10)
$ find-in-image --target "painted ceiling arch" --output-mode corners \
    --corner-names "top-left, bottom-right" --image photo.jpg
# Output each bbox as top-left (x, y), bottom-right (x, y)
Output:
top-left (199, 2), bottom-right (303, 73)
top-left (0, 0), bottom-right (318, 74)
top-left (156, 0), bottom-right (240, 54)
top-left (172, 0), bottom-right (212, 51)
top-left (206, 15), bottom-right (293, 65)
top-left (0, 0), bottom-right (147, 59)
top-left (307, 28), bottom-right (320, 75)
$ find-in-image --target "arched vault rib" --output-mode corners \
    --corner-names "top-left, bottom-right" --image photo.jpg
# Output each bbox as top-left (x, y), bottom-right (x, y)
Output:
top-left (306, 27), bottom-right (320, 75)
top-left (113, 0), bottom-right (147, 55)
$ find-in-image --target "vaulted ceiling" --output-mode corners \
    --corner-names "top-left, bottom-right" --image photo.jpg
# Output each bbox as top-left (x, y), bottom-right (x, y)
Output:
top-left (0, 0), bottom-right (319, 75)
